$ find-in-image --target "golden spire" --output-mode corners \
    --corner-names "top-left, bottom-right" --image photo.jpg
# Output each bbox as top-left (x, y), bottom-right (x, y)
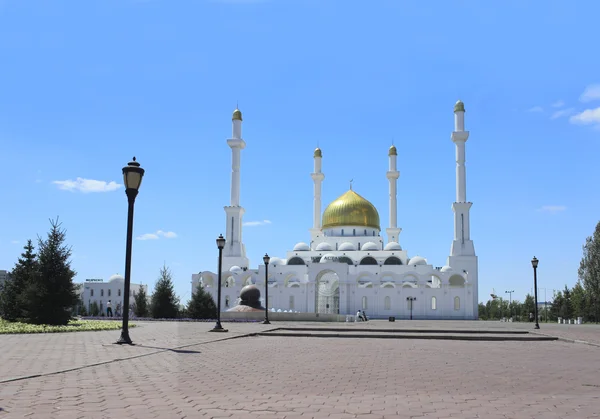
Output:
top-left (389, 145), bottom-right (397, 156)
top-left (314, 147), bottom-right (322, 158)
top-left (454, 100), bottom-right (465, 113)
top-left (232, 107), bottom-right (243, 121)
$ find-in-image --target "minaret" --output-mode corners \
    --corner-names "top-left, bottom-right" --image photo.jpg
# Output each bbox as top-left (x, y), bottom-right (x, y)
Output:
top-left (223, 107), bottom-right (249, 270)
top-left (449, 100), bottom-right (475, 256)
top-left (385, 145), bottom-right (401, 244)
top-left (310, 148), bottom-right (325, 243)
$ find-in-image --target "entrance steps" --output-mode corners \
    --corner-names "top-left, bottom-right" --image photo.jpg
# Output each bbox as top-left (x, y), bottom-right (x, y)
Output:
top-left (257, 327), bottom-right (557, 341)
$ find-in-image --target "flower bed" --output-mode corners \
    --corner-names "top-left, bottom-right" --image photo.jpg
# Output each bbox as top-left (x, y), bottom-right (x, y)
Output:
top-left (0, 319), bottom-right (136, 334)
top-left (81, 316), bottom-right (261, 323)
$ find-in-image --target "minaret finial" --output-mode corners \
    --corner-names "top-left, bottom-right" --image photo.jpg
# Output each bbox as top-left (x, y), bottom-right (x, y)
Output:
top-left (349, 179), bottom-right (353, 190)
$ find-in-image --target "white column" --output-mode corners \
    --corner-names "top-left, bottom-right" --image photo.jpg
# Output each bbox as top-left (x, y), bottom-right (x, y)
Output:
top-left (452, 101), bottom-right (469, 204)
top-left (311, 148), bottom-right (325, 230)
top-left (386, 145), bottom-right (401, 244)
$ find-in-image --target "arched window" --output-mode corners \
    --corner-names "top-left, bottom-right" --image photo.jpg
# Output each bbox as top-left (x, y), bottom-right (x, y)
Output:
top-left (364, 229), bottom-right (367, 236)
top-left (287, 257), bottom-right (305, 266)
top-left (384, 256), bottom-right (403, 265)
top-left (362, 296), bottom-right (368, 310)
top-left (108, 289), bottom-right (111, 297)
top-left (373, 231), bottom-right (375, 236)
top-left (353, 229), bottom-right (356, 236)
top-left (454, 296), bottom-right (460, 311)
top-left (91, 289), bottom-right (94, 297)
top-left (431, 296), bottom-right (437, 310)
top-left (118, 289), bottom-right (122, 297)
top-left (101, 289), bottom-right (104, 297)
top-left (338, 256), bottom-right (354, 265)
top-left (341, 229), bottom-right (344, 236)
top-left (225, 296), bottom-right (230, 308)
top-left (359, 256), bottom-right (377, 265)
top-left (289, 295), bottom-right (295, 310)
top-left (384, 296), bottom-right (391, 310)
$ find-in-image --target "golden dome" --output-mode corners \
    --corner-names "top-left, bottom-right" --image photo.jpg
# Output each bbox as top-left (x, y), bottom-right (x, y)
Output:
top-left (388, 145), bottom-right (397, 156)
top-left (322, 190), bottom-right (380, 230)
top-left (454, 100), bottom-right (465, 113)
top-left (314, 147), bottom-right (322, 158)
top-left (232, 108), bottom-right (243, 121)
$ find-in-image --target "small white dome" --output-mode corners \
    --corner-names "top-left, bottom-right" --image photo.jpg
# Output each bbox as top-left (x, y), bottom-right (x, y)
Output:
top-left (409, 256), bottom-right (428, 266)
top-left (229, 266), bottom-right (242, 273)
top-left (339, 242), bottom-right (356, 251)
top-left (384, 242), bottom-right (402, 251)
top-left (293, 242), bottom-right (310, 251)
top-left (440, 265), bottom-right (453, 272)
top-left (320, 253), bottom-right (337, 263)
top-left (269, 257), bottom-right (286, 267)
top-left (361, 242), bottom-right (379, 251)
top-left (109, 274), bottom-right (124, 282)
top-left (316, 242), bottom-right (333, 251)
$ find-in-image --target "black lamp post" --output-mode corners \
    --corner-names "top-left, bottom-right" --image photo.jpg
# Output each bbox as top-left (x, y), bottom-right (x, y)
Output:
top-left (116, 157), bottom-right (145, 345)
top-left (531, 256), bottom-right (540, 329)
top-left (505, 290), bottom-right (514, 320)
top-left (263, 254), bottom-right (271, 324)
top-left (211, 234), bottom-right (228, 332)
top-left (407, 296), bottom-right (416, 320)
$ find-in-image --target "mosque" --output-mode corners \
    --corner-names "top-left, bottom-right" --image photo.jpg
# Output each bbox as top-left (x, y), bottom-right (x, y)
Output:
top-left (191, 101), bottom-right (478, 320)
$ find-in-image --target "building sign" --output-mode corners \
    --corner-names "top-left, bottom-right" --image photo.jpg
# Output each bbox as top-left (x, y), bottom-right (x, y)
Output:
top-left (85, 278), bottom-right (104, 282)
top-left (321, 255), bottom-right (340, 263)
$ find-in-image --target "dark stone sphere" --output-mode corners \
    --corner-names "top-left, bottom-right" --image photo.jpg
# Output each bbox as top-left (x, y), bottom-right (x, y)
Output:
top-left (239, 285), bottom-right (262, 309)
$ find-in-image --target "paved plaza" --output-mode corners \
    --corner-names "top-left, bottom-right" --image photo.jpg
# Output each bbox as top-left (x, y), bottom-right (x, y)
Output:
top-left (1, 320), bottom-right (599, 418)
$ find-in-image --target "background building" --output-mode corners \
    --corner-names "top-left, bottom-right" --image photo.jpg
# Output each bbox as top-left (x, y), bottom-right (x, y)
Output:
top-left (78, 274), bottom-right (147, 316)
top-left (0, 270), bottom-right (10, 288)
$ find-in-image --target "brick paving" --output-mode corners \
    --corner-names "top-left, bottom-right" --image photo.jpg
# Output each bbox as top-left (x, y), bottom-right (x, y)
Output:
top-left (1, 320), bottom-right (600, 418)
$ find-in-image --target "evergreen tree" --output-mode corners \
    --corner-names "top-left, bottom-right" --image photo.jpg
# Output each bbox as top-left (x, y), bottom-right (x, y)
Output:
top-left (150, 265), bottom-right (179, 319)
top-left (571, 282), bottom-right (586, 320)
top-left (21, 218), bottom-right (78, 325)
top-left (0, 240), bottom-right (38, 321)
top-left (90, 301), bottom-right (100, 316)
top-left (187, 286), bottom-right (217, 319)
top-left (550, 291), bottom-right (564, 321)
top-left (579, 221), bottom-right (600, 323)
top-left (522, 294), bottom-right (535, 321)
top-left (560, 285), bottom-right (573, 319)
top-left (134, 286), bottom-right (149, 317)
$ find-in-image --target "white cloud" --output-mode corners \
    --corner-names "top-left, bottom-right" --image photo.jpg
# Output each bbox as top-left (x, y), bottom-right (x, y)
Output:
top-left (53, 178), bottom-right (122, 193)
top-left (538, 205), bottom-right (566, 213)
top-left (550, 108), bottom-right (575, 120)
top-left (527, 106), bottom-right (543, 113)
top-left (243, 220), bottom-right (272, 227)
top-left (570, 107), bottom-right (600, 127)
top-left (551, 100), bottom-right (564, 108)
top-left (11, 240), bottom-right (19, 244)
top-left (136, 230), bottom-right (178, 240)
top-left (580, 84), bottom-right (600, 103)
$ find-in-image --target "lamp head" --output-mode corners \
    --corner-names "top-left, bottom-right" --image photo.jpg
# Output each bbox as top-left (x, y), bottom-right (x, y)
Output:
top-left (216, 234), bottom-right (226, 249)
top-left (122, 157), bottom-right (145, 191)
top-left (531, 256), bottom-right (539, 269)
top-left (263, 253), bottom-right (270, 265)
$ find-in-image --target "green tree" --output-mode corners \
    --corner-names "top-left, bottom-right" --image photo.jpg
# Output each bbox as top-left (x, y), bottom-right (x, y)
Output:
top-left (478, 302), bottom-right (487, 320)
top-left (550, 291), bottom-right (564, 321)
top-left (21, 218), bottom-right (78, 325)
top-left (187, 287), bottom-right (217, 319)
top-left (522, 294), bottom-right (535, 322)
top-left (0, 240), bottom-right (38, 321)
top-left (134, 286), bottom-right (149, 317)
top-left (579, 221), bottom-right (600, 323)
top-left (560, 285), bottom-right (573, 319)
top-left (150, 265), bottom-right (179, 319)
top-left (90, 301), bottom-right (100, 316)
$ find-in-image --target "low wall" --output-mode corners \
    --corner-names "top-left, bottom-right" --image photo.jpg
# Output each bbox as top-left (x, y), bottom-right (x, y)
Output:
top-left (221, 311), bottom-right (346, 322)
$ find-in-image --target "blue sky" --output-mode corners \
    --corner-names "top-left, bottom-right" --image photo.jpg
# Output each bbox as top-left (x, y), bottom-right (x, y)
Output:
top-left (1, 0), bottom-right (600, 305)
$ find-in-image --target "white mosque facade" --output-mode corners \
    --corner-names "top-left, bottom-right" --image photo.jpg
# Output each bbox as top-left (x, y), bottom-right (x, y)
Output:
top-left (192, 102), bottom-right (479, 320)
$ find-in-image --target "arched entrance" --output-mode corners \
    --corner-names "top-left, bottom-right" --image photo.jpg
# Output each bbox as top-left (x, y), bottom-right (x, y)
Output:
top-left (315, 270), bottom-right (340, 314)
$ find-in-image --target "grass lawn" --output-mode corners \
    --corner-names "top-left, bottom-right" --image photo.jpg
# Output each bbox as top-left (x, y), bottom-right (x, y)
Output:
top-left (0, 319), bottom-right (136, 334)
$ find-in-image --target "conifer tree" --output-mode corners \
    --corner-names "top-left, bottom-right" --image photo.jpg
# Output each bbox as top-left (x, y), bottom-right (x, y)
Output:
top-left (150, 264), bottom-right (179, 319)
top-left (0, 240), bottom-right (38, 321)
top-left (21, 218), bottom-right (78, 325)
top-left (578, 221), bottom-right (600, 322)
top-left (134, 285), bottom-right (149, 317)
top-left (187, 286), bottom-right (217, 319)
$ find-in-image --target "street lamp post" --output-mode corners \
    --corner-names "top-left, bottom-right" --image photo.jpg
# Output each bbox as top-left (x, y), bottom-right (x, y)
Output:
top-left (116, 157), bottom-right (145, 345)
top-left (406, 296), bottom-right (416, 320)
top-left (505, 290), bottom-right (514, 320)
top-left (263, 254), bottom-right (270, 324)
top-left (211, 234), bottom-right (228, 332)
top-left (531, 256), bottom-right (540, 329)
